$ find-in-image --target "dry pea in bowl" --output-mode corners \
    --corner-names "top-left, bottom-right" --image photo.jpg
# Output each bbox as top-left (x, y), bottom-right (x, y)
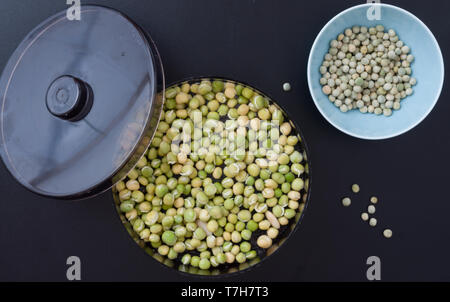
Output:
top-left (113, 78), bottom-right (311, 276)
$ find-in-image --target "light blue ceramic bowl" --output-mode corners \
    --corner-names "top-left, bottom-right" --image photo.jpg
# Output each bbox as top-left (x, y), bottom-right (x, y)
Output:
top-left (307, 3), bottom-right (444, 140)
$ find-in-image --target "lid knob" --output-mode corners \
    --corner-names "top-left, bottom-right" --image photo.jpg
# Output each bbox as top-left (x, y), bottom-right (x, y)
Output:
top-left (46, 75), bottom-right (93, 121)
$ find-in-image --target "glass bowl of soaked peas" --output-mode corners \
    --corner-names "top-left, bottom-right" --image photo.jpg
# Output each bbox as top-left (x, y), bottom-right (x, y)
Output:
top-left (113, 78), bottom-right (311, 276)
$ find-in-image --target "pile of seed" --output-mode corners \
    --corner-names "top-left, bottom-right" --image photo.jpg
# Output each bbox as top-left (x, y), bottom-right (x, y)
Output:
top-left (342, 184), bottom-right (393, 239)
top-left (115, 80), bottom-right (308, 271)
top-left (319, 25), bottom-right (417, 116)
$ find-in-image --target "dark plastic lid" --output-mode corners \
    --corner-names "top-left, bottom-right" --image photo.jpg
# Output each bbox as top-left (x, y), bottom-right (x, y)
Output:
top-left (0, 6), bottom-right (164, 199)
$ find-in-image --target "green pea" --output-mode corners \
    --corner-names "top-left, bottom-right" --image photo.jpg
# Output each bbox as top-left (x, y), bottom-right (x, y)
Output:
top-left (251, 95), bottom-right (265, 110)
top-left (120, 201), bottom-right (135, 213)
top-left (240, 242), bottom-right (251, 253)
top-left (209, 206), bottom-right (223, 219)
top-left (234, 195), bottom-right (244, 206)
top-left (162, 216), bottom-right (174, 228)
top-left (212, 80), bottom-right (224, 93)
top-left (131, 191), bottom-right (144, 203)
top-left (245, 176), bottom-right (255, 186)
top-left (155, 184), bottom-right (169, 198)
top-left (204, 184), bottom-right (217, 197)
top-left (292, 178), bottom-right (304, 191)
top-left (290, 151), bottom-right (303, 163)
top-left (175, 226), bottom-right (187, 237)
top-left (285, 172), bottom-right (295, 183)
top-left (194, 228), bottom-right (207, 241)
top-left (133, 219), bottom-right (144, 232)
top-left (224, 198), bottom-right (234, 210)
top-left (285, 208), bottom-right (296, 219)
top-left (223, 241), bottom-right (233, 252)
top-left (181, 254), bottom-right (191, 265)
top-left (167, 248), bottom-right (178, 260)
top-left (255, 179), bottom-right (265, 191)
top-left (246, 220), bottom-right (258, 232)
top-left (199, 258), bottom-right (211, 270)
top-left (275, 188), bottom-right (283, 198)
top-left (242, 87), bottom-right (254, 99)
top-left (195, 191), bottom-right (207, 205)
top-left (238, 95), bottom-right (248, 104)
top-left (260, 169), bottom-right (271, 180)
top-left (184, 208), bottom-right (197, 223)
top-left (236, 252), bottom-right (246, 263)
top-left (165, 98), bottom-right (176, 109)
top-left (245, 250), bottom-right (257, 260)
top-left (281, 182), bottom-right (291, 193)
top-left (225, 222), bottom-right (234, 232)
top-left (216, 253), bottom-right (226, 264)
top-left (190, 256), bottom-right (201, 267)
top-left (235, 221), bottom-right (245, 232)
top-left (235, 84), bottom-right (243, 96)
top-left (237, 210), bottom-right (251, 222)
top-left (141, 166), bottom-right (153, 178)
top-left (241, 229), bottom-right (252, 241)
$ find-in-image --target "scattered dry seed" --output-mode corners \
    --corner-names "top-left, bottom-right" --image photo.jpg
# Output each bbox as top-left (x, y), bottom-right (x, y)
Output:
top-left (283, 82), bottom-right (291, 92)
top-left (368, 205), bottom-right (376, 214)
top-left (342, 197), bottom-right (351, 207)
top-left (370, 196), bottom-right (378, 204)
top-left (352, 184), bottom-right (360, 193)
top-left (369, 218), bottom-right (377, 227)
top-left (383, 229), bottom-right (393, 239)
top-left (361, 213), bottom-right (369, 221)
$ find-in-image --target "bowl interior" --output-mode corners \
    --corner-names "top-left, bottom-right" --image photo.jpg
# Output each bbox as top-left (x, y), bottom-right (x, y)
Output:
top-left (113, 78), bottom-right (312, 277)
top-left (308, 4), bottom-right (444, 140)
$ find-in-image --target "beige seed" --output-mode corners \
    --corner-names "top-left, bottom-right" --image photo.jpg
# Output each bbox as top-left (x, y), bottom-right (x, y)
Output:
top-left (368, 205), bottom-right (376, 214)
top-left (279, 217), bottom-right (289, 226)
top-left (257, 235), bottom-right (273, 249)
top-left (369, 218), bottom-right (377, 227)
top-left (322, 85), bottom-right (332, 95)
top-left (342, 197), bottom-right (351, 207)
top-left (267, 227), bottom-right (279, 239)
top-left (383, 229), bottom-right (393, 239)
top-left (265, 211), bottom-right (280, 229)
top-left (126, 179), bottom-right (140, 191)
top-left (288, 191), bottom-right (301, 201)
top-left (175, 92), bottom-right (190, 104)
top-left (224, 87), bottom-right (236, 99)
top-left (352, 184), bottom-right (360, 193)
top-left (361, 213), bottom-right (369, 221)
top-left (370, 196), bottom-right (378, 204)
top-left (280, 122), bottom-right (292, 136)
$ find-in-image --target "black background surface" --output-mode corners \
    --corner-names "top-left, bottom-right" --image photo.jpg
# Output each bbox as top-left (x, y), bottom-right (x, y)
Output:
top-left (0, 0), bottom-right (448, 282)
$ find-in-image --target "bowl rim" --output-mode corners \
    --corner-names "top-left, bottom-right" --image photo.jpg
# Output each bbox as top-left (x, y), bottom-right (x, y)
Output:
top-left (112, 76), bottom-right (313, 278)
top-left (307, 3), bottom-right (445, 140)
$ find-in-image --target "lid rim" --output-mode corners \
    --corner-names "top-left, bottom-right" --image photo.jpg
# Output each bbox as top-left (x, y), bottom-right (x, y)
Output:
top-left (0, 5), bottom-right (165, 200)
